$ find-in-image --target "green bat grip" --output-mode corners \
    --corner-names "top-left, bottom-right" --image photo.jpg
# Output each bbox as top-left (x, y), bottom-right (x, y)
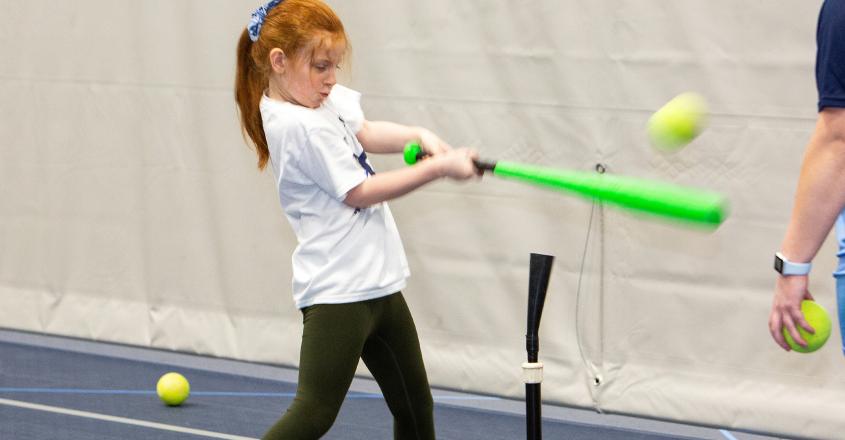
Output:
top-left (403, 142), bottom-right (425, 166)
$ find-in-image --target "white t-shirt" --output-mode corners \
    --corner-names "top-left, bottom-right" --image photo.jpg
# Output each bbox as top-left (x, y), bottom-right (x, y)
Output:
top-left (260, 85), bottom-right (409, 309)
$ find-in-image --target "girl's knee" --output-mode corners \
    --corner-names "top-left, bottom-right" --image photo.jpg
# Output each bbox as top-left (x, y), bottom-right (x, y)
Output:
top-left (397, 394), bottom-right (435, 434)
top-left (264, 400), bottom-right (341, 440)
top-left (303, 404), bottom-right (340, 437)
top-left (417, 392), bottom-right (433, 415)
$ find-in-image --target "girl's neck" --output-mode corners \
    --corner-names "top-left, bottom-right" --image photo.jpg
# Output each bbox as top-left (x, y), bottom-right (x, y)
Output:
top-left (267, 78), bottom-right (303, 107)
top-left (267, 82), bottom-right (291, 103)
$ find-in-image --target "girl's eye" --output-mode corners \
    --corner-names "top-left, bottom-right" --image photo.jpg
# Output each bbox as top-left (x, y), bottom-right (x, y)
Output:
top-left (314, 63), bottom-right (340, 72)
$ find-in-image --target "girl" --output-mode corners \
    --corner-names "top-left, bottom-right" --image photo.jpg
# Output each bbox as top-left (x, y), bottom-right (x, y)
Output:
top-left (234, 1), bottom-right (478, 438)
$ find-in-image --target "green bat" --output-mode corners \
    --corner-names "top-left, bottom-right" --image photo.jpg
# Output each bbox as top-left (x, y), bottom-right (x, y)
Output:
top-left (404, 142), bottom-right (728, 226)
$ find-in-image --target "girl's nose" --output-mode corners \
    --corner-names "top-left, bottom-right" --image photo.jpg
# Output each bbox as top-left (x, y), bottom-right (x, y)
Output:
top-left (326, 67), bottom-right (338, 86)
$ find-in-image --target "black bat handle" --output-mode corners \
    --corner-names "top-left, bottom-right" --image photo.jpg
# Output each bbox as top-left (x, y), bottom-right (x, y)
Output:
top-left (472, 159), bottom-right (497, 172)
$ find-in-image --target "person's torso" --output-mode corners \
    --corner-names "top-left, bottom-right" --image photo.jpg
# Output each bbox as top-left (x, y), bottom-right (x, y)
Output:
top-left (816, 0), bottom-right (845, 110)
top-left (260, 85), bottom-right (409, 308)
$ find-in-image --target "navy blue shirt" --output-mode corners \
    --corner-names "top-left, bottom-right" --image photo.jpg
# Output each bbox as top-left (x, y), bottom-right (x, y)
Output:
top-left (817, 0), bottom-right (845, 111)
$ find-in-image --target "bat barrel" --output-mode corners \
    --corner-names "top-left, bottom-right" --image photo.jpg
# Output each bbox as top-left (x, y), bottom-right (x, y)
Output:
top-left (493, 161), bottom-right (728, 226)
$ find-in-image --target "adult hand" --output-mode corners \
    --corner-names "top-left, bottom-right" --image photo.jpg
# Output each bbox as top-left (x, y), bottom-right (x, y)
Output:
top-left (769, 275), bottom-right (815, 351)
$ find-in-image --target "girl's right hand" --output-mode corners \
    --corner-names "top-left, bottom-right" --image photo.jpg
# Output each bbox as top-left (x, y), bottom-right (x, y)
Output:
top-left (435, 148), bottom-right (479, 180)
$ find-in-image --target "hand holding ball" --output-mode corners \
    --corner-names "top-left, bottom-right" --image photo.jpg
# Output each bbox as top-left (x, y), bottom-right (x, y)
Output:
top-left (157, 372), bottom-right (190, 406)
top-left (648, 92), bottom-right (709, 151)
top-left (783, 300), bottom-right (832, 353)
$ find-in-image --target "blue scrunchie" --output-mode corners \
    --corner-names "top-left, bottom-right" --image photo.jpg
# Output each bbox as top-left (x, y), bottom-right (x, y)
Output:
top-left (248, 0), bottom-right (283, 42)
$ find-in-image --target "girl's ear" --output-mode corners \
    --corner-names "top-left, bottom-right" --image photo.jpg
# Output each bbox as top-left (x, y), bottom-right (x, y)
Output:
top-left (269, 48), bottom-right (286, 74)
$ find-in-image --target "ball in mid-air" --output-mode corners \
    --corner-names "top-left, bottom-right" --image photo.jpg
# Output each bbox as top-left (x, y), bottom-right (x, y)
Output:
top-left (156, 372), bottom-right (190, 406)
top-left (782, 300), bottom-right (832, 353)
top-left (648, 92), bottom-right (709, 151)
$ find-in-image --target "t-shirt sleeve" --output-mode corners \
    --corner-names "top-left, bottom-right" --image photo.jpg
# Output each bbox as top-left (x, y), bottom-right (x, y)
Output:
top-left (816, 1), bottom-right (845, 110)
top-left (330, 85), bottom-right (366, 133)
top-left (295, 123), bottom-right (368, 201)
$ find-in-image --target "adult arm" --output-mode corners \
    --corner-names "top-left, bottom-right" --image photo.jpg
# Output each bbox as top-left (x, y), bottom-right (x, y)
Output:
top-left (770, 108), bottom-right (845, 350)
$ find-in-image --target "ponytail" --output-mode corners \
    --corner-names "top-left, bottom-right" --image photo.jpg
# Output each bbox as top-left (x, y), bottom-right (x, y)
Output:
top-left (235, 29), bottom-right (270, 170)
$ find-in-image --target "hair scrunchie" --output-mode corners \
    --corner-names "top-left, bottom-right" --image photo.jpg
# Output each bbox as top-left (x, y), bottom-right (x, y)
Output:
top-left (248, 0), bottom-right (283, 42)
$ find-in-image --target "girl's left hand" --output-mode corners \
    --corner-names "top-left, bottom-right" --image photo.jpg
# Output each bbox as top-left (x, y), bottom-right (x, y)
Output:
top-left (419, 130), bottom-right (453, 156)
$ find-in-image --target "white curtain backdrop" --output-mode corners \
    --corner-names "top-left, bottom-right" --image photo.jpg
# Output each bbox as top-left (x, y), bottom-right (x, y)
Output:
top-left (1, 1), bottom-right (841, 438)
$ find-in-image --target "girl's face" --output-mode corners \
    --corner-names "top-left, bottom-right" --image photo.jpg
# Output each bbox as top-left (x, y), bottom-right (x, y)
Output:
top-left (282, 44), bottom-right (345, 109)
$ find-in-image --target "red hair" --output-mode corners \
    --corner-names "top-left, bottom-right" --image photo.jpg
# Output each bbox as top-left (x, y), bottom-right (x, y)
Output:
top-left (235, 0), bottom-right (349, 170)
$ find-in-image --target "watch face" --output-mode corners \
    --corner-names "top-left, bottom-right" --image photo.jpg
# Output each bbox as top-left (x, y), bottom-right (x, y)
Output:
top-left (774, 255), bottom-right (784, 273)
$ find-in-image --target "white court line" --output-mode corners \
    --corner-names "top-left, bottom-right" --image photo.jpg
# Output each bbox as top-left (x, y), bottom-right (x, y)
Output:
top-left (0, 397), bottom-right (257, 440)
top-left (719, 429), bottom-right (740, 440)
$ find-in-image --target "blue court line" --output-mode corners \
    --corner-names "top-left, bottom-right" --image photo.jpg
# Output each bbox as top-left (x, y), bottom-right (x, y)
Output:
top-left (0, 388), bottom-right (499, 401)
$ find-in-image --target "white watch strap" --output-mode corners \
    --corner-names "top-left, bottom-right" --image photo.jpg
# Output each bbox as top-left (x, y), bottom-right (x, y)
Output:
top-left (776, 252), bottom-right (812, 275)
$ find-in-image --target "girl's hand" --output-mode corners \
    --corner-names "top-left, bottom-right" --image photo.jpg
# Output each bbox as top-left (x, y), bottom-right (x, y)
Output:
top-left (435, 148), bottom-right (479, 180)
top-left (418, 130), bottom-right (453, 156)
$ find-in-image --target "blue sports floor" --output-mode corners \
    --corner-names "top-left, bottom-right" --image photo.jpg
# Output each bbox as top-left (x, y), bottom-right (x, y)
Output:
top-left (0, 329), bottom-right (783, 440)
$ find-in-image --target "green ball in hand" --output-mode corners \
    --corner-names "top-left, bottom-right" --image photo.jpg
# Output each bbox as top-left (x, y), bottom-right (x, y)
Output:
top-left (648, 92), bottom-right (709, 151)
top-left (783, 300), bottom-right (832, 353)
top-left (157, 372), bottom-right (190, 406)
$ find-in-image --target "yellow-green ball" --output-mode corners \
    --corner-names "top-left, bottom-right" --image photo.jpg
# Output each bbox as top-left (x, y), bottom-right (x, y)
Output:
top-left (648, 92), bottom-right (709, 151)
top-left (782, 300), bottom-right (832, 353)
top-left (156, 372), bottom-right (190, 406)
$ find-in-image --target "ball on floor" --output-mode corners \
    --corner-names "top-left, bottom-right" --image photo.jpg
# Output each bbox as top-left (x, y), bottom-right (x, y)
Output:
top-left (157, 372), bottom-right (190, 406)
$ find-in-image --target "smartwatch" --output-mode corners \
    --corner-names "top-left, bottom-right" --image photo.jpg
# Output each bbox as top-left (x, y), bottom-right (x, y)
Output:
top-left (773, 252), bottom-right (812, 276)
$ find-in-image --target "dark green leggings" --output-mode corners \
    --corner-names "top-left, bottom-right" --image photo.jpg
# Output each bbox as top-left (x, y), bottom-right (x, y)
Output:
top-left (263, 292), bottom-right (435, 440)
